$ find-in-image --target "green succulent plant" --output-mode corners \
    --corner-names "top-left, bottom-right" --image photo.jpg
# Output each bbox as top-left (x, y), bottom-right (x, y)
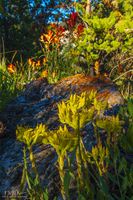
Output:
top-left (16, 92), bottom-right (133, 200)
top-left (58, 91), bottom-right (97, 130)
top-left (16, 124), bottom-right (47, 147)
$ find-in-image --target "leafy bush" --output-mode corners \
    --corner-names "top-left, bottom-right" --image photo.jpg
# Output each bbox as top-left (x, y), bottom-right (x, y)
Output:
top-left (75, 0), bottom-right (133, 72)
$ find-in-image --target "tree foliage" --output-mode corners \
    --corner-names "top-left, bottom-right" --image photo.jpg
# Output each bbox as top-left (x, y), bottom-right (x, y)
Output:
top-left (74, 0), bottom-right (133, 73)
top-left (0, 0), bottom-right (75, 60)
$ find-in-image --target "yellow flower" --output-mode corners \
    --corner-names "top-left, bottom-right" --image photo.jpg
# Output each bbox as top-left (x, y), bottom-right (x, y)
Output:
top-left (52, 71), bottom-right (56, 78)
top-left (104, 73), bottom-right (108, 77)
top-left (94, 61), bottom-right (100, 75)
top-left (40, 34), bottom-right (45, 42)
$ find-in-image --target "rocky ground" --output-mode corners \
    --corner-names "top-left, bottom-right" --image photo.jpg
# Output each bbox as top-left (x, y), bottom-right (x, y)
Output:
top-left (0, 74), bottom-right (124, 199)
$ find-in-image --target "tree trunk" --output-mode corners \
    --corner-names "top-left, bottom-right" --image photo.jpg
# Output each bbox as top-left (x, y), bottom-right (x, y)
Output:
top-left (86, 0), bottom-right (91, 14)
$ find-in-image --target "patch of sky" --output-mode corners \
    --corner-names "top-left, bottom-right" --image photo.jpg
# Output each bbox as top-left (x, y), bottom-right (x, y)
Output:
top-left (29, 0), bottom-right (77, 23)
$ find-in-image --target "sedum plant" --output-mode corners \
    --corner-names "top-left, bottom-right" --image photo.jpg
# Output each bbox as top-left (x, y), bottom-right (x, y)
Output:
top-left (16, 91), bottom-right (108, 199)
top-left (16, 124), bottom-right (48, 197)
top-left (16, 124), bottom-right (47, 148)
top-left (16, 122), bottom-right (78, 199)
top-left (90, 139), bottom-right (109, 176)
top-left (58, 91), bottom-right (97, 129)
top-left (96, 115), bottom-right (122, 145)
top-left (16, 91), bottom-right (133, 200)
top-left (42, 125), bottom-right (78, 199)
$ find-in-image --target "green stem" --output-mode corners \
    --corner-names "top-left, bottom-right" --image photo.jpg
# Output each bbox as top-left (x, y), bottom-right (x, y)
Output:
top-left (113, 69), bottom-right (133, 82)
top-left (24, 146), bottom-right (32, 190)
top-left (114, 159), bottom-right (123, 198)
top-left (58, 154), bottom-right (66, 200)
top-left (29, 146), bottom-right (39, 183)
top-left (75, 113), bottom-right (84, 190)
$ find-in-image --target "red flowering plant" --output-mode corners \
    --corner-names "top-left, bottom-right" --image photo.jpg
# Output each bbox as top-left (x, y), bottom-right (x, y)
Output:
top-left (67, 12), bottom-right (78, 28)
top-left (56, 25), bottom-right (65, 39)
top-left (38, 10), bottom-right (85, 81)
top-left (76, 23), bottom-right (84, 36)
top-left (39, 23), bottom-right (67, 82)
top-left (67, 11), bottom-right (84, 36)
top-left (57, 11), bottom-right (85, 74)
top-left (40, 24), bottom-right (65, 51)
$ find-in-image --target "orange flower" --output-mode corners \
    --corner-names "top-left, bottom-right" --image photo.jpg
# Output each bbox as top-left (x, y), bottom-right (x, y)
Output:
top-left (41, 70), bottom-right (48, 77)
top-left (40, 34), bottom-right (45, 42)
top-left (43, 57), bottom-right (47, 64)
top-left (32, 61), bottom-right (36, 68)
top-left (28, 58), bottom-right (33, 66)
top-left (40, 25), bottom-right (65, 50)
top-left (36, 60), bottom-right (41, 67)
top-left (53, 37), bottom-right (60, 44)
top-left (7, 64), bottom-right (16, 74)
top-left (28, 58), bottom-right (38, 69)
top-left (42, 30), bottom-right (54, 43)
top-left (50, 23), bottom-right (57, 29)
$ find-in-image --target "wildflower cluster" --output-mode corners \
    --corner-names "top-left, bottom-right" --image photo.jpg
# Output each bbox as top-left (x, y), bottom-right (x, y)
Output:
top-left (16, 92), bottom-right (131, 200)
top-left (40, 12), bottom-right (84, 50)
top-left (28, 57), bottom-right (47, 69)
top-left (40, 24), bottom-right (65, 50)
top-left (67, 12), bottom-right (84, 37)
top-left (67, 12), bottom-right (78, 28)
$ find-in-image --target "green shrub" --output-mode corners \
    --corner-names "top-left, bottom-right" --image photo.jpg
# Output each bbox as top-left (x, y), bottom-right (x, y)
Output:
top-left (75, 0), bottom-right (133, 73)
